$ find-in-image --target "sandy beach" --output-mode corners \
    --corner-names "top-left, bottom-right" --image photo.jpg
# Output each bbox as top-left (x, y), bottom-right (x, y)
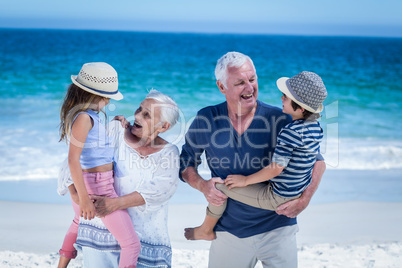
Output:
top-left (1, 200), bottom-right (402, 267)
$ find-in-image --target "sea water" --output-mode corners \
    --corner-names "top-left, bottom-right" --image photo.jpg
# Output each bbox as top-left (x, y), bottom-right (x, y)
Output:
top-left (0, 29), bottom-right (401, 204)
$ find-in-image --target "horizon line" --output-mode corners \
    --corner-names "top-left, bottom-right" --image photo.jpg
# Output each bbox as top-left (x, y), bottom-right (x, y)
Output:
top-left (1, 26), bottom-right (402, 39)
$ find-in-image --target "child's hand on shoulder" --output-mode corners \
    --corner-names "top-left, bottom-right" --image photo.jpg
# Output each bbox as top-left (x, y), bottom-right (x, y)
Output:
top-left (225, 174), bottom-right (247, 189)
top-left (113, 115), bottom-right (130, 128)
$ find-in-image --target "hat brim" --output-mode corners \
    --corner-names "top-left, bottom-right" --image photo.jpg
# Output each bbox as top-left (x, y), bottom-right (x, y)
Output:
top-left (71, 75), bottom-right (123, 101)
top-left (276, 77), bottom-right (323, 113)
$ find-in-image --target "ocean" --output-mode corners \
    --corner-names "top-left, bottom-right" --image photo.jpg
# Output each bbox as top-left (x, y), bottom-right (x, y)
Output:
top-left (1, 29), bottom-right (401, 205)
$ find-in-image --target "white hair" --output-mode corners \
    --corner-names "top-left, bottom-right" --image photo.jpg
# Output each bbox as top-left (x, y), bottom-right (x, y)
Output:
top-left (214, 51), bottom-right (256, 88)
top-left (145, 89), bottom-right (179, 129)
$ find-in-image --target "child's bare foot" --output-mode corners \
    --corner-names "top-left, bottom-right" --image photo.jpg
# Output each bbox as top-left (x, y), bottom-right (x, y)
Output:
top-left (184, 226), bottom-right (216, 241)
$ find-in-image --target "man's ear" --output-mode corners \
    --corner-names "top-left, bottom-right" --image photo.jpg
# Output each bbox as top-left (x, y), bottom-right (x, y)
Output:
top-left (217, 81), bottom-right (226, 94)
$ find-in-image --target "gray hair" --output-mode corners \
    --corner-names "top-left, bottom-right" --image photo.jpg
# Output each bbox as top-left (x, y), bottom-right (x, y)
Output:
top-left (214, 52), bottom-right (256, 88)
top-left (145, 89), bottom-right (179, 129)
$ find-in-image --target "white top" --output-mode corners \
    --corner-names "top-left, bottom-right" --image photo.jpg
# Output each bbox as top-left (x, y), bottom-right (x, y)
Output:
top-left (75, 121), bottom-right (179, 267)
top-left (111, 121), bottom-right (180, 245)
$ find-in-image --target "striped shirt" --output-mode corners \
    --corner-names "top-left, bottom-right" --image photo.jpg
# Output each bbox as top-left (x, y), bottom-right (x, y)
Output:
top-left (271, 119), bottom-right (323, 198)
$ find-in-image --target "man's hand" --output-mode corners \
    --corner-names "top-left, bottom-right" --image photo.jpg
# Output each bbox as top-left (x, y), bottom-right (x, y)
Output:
top-left (202, 177), bottom-right (227, 206)
top-left (91, 195), bottom-right (118, 217)
top-left (113, 115), bottom-right (130, 128)
top-left (276, 196), bottom-right (309, 218)
top-left (277, 160), bottom-right (326, 218)
top-left (181, 167), bottom-right (227, 206)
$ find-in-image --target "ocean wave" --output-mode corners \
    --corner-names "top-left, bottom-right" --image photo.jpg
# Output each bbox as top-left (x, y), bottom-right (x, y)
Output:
top-left (1, 135), bottom-right (401, 182)
top-left (321, 138), bottom-right (402, 170)
top-left (0, 140), bottom-right (67, 182)
top-left (167, 135), bottom-right (402, 172)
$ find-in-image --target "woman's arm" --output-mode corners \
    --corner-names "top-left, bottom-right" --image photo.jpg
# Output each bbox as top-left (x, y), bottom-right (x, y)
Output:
top-left (93, 145), bottom-right (180, 217)
top-left (92, 192), bottom-right (145, 217)
top-left (69, 113), bottom-right (95, 220)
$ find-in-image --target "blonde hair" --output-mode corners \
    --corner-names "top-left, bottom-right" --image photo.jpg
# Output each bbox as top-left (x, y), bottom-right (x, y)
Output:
top-left (59, 84), bottom-right (104, 142)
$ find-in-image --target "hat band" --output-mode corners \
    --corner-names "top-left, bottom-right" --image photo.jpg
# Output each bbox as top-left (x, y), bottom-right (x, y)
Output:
top-left (76, 80), bottom-right (118, 95)
top-left (286, 80), bottom-right (307, 105)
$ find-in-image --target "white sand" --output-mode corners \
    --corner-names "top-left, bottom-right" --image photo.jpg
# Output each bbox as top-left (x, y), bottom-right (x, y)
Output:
top-left (1, 201), bottom-right (402, 267)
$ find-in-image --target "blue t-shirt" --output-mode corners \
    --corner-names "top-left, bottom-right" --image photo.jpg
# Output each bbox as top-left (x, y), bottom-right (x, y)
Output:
top-left (180, 100), bottom-right (296, 238)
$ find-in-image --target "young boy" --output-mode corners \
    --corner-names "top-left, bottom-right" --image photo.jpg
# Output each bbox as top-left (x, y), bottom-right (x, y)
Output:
top-left (185, 71), bottom-right (327, 241)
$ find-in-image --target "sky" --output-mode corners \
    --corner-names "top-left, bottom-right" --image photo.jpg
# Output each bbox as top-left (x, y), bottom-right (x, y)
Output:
top-left (1, 0), bottom-right (402, 37)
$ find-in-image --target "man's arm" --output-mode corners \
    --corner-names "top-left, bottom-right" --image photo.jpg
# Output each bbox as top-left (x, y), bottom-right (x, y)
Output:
top-left (276, 160), bottom-right (326, 218)
top-left (179, 110), bottom-right (228, 206)
top-left (181, 166), bottom-right (227, 206)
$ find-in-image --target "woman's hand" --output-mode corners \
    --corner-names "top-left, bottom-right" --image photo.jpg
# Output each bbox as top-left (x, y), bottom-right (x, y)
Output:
top-left (113, 115), bottom-right (130, 128)
top-left (80, 198), bottom-right (96, 220)
top-left (91, 195), bottom-right (119, 217)
top-left (225, 175), bottom-right (247, 190)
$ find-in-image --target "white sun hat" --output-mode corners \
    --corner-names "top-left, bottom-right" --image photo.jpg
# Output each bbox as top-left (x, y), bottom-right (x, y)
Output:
top-left (71, 62), bottom-right (123, 100)
top-left (277, 71), bottom-right (327, 113)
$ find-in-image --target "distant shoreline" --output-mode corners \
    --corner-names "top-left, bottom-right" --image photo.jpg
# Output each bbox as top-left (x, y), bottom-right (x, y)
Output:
top-left (1, 169), bottom-right (402, 205)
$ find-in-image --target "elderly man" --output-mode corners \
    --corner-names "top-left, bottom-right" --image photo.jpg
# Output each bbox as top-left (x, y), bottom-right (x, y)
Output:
top-left (180, 52), bottom-right (326, 267)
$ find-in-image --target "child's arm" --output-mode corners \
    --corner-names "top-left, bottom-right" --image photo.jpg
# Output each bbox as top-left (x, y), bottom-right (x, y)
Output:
top-left (225, 162), bottom-right (284, 190)
top-left (68, 113), bottom-right (96, 220)
top-left (113, 115), bottom-right (130, 128)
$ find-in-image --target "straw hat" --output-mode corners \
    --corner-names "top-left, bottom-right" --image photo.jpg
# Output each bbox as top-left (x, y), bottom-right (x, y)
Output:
top-left (277, 71), bottom-right (327, 113)
top-left (71, 62), bottom-right (123, 100)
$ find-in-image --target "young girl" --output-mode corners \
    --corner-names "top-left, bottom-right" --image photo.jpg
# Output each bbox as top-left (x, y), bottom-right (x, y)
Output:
top-left (57, 62), bottom-right (140, 268)
top-left (185, 71), bottom-right (327, 241)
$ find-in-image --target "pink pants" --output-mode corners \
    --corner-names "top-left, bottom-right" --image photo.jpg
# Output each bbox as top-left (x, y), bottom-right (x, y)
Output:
top-left (59, 196), bottom-right (80, 259)
top-left (59, 170), bottom-right (140, 268)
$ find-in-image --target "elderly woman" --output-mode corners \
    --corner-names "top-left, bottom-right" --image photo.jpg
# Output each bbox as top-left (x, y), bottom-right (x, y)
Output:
top-left (74, 89), bottom-right (180, 268)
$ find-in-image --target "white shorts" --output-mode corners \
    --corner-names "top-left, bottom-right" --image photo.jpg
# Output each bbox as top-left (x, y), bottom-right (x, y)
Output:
top-left (209, 225), bottom-right (299, 268)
